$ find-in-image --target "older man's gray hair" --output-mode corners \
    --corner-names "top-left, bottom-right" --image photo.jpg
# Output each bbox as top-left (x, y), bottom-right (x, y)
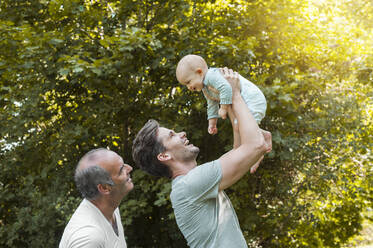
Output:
top-left (74, 148), bottom-right (114, 200)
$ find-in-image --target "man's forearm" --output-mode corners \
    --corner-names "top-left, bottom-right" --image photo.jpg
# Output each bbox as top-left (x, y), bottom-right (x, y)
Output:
top-left (217, 69), bottom-right (268, 191)
top-left (232, 91), bottom-right (262, 147)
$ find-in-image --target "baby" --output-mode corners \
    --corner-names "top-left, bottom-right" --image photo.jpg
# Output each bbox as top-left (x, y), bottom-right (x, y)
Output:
top-left (176, 54), bottom-right (267, 135)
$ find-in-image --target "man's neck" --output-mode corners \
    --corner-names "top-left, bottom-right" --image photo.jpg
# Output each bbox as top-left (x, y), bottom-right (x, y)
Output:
top-left (90, 198), bottom-right (120, 236)
top-left (171, 160), bottom-right (197, 179)
top-left (90, 198), bottom-right (117, 223)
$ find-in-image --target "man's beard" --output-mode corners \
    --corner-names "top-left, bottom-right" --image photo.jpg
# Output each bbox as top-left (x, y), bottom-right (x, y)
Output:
top-left (181, 146), bottom-right (200, 162)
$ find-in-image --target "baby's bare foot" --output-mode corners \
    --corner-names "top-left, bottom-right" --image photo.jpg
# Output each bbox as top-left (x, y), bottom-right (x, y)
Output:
top-left (250, 162), bottom-right (260, 174)
top-left (261, 129), bottom-right (272, 153)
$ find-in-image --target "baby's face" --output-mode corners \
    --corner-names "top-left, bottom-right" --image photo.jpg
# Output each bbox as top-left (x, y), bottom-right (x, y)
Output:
top-left (178, 69), bottom-right (204, 92)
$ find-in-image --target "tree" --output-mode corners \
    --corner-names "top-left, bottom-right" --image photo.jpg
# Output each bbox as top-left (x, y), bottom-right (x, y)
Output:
top-left (0, 0), bottom-right (371, 247)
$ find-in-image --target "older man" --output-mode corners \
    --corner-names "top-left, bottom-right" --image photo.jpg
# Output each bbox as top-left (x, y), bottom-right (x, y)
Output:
top-left (59, 148), bottom-right (133, 248)
top-left (132, 68), bottom-right (272, 247)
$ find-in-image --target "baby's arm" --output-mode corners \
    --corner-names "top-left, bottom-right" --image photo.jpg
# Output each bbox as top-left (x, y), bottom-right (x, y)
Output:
top-left (205, 95), bottom-right (220, 134)
top-left (212, 69), bottom-right (234, 119)
top-left (214, 74), bottom-right (233, 106)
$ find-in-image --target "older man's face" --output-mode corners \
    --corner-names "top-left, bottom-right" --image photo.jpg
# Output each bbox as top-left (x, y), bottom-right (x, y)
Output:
top-left (101, 151), bottom-right (134, 198)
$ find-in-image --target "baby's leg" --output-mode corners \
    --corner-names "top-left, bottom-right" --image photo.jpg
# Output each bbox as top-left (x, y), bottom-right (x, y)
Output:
top-left (251, 129), bottom-right (272, 173)
top-left (250, 156), bottom-right (263, 174)
top-left (249, 127), bottom-right (271, 174)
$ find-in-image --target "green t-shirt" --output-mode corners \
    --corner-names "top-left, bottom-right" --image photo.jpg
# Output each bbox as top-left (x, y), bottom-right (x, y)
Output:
top-left (170, 160), bottom-right (248, 248)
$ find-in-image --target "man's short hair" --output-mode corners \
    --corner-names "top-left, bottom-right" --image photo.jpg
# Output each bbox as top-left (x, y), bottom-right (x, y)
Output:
top-left (74, 149), bottom-right (114, 200)
top-left (132, 120), bottom-right (172, 178)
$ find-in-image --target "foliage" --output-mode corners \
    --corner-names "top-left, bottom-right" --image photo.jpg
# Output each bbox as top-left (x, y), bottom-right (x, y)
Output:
top-left (0, 0), bottom-right (371, 247)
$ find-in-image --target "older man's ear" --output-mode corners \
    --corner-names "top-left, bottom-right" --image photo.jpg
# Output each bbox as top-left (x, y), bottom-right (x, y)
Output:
top-left (97, 184), bottom-right (112, 195)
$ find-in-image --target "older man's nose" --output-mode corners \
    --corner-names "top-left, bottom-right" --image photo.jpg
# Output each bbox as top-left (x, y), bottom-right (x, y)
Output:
top-left (125, 164), bottom-right (133, 172)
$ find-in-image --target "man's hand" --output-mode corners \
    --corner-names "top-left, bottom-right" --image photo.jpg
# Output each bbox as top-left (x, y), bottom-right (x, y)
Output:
top-left (220, 67), bottom-right (241, 93)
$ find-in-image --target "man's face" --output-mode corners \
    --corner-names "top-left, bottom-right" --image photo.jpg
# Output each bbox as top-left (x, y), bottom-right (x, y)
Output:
top-left (157, 127), bottom-right (200, 162)
top-left (102, 152), bottom-right (134, 198)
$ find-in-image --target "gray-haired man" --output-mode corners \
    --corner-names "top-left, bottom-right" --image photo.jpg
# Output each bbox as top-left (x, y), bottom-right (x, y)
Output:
top-left (59, 148), bottom-right (133, 248)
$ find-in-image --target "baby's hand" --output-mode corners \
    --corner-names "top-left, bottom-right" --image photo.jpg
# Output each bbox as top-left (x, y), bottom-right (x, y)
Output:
top-left (208, 118), bottom-right (218, 135)
top-left (218, 107), bottom-right (228, 119)
top-left (208, 124), bottom-right (218, 135)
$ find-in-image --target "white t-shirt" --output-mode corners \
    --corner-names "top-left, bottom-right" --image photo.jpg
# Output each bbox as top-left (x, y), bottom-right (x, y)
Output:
top-left (59, 199), bottom-right (127, 248)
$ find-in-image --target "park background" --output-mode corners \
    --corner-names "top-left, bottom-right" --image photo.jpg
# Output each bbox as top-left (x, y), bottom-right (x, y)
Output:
top-left (0, 0), bottom-right (372, 247)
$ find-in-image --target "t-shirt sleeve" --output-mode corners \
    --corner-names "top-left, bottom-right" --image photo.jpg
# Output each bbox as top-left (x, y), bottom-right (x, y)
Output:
top-left (205, 95), bottom-right (220, 120)
top-left (208, 70), bottom-right (232, 105)
top-left (182, 160), bottom-right (222, 202)
top-left (67, 227), bottom-right (105, 248)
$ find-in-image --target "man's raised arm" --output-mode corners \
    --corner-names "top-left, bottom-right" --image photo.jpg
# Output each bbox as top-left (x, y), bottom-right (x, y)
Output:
top-left (218, 68), bottom-right (269, 191)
